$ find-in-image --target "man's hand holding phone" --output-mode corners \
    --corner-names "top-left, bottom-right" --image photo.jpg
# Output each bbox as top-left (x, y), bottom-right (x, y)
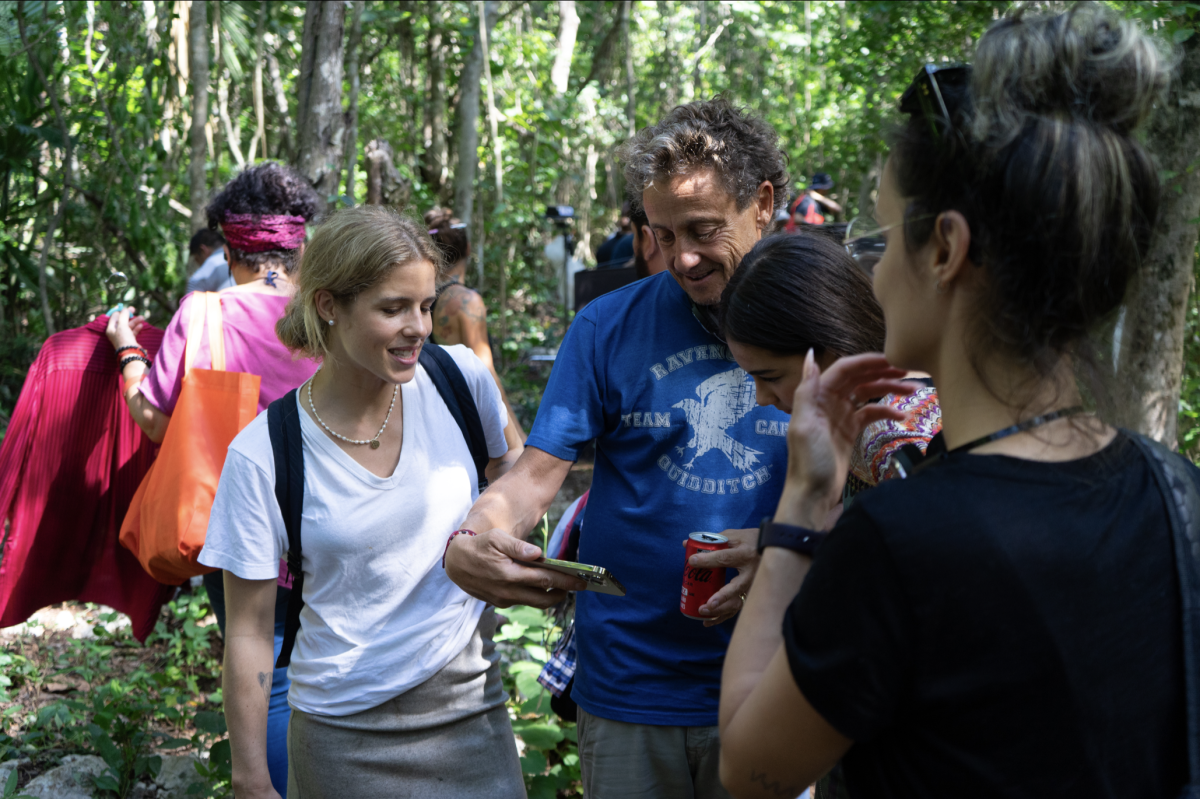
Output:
top-left (444, 528), bottom-right (588, 608)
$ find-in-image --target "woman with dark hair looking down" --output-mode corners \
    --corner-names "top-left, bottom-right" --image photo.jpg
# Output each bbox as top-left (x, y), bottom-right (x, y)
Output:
top-left (719, 233), bottom-right (940, 501)
top-left (718, 5), bottom-right (1188, 799)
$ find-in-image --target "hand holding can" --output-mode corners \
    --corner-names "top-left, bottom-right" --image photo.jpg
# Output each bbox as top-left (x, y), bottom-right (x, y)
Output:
top-left (681, 532), bottom-right (729, 619)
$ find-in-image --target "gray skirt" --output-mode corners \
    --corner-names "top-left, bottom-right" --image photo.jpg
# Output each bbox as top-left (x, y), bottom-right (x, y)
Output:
top-left (286, 607), bottom-right (525, 799)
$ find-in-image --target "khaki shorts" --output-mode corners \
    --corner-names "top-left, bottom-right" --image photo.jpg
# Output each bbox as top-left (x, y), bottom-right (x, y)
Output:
top-left (577, 706), bottom-right (733, 799)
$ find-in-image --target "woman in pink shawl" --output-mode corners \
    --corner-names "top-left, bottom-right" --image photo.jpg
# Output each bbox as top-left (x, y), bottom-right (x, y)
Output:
top-left (105, 162), bottom-right (322, 797)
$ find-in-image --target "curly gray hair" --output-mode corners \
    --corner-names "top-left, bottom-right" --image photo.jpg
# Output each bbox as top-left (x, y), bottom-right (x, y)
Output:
top-left (619, 98), bottom-right (789, 213)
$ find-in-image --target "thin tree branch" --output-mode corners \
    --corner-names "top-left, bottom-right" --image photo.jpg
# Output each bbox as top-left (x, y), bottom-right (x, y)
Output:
top-left (17, 0), bottom-right (71, 336)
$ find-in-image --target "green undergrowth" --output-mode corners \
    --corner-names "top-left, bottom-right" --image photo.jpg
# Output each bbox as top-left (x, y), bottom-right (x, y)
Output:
top-left (0, 589), bottom-right (231, 798)
top-left (1, 590), bottom-right (580, 798)
top-left (496, 605), bottom-right (581, 798)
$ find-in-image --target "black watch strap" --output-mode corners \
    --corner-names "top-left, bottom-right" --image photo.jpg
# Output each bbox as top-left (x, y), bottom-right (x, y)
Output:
top-left (757, 517), bottom-right (826, 557)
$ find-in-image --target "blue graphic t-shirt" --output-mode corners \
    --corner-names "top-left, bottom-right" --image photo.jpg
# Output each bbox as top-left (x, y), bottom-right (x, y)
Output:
top-left (526, 272), bottom-right (791, 725)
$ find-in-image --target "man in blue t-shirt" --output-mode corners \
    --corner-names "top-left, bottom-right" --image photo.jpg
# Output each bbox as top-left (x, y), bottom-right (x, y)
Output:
top-left (448, 99), bottom-right (792, 798)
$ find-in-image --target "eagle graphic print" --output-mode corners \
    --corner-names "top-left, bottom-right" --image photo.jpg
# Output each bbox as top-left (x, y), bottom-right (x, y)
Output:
top-left (632, 342), bottom-right (780, 497)
top-left (673, 368), bottom-right (764, 472)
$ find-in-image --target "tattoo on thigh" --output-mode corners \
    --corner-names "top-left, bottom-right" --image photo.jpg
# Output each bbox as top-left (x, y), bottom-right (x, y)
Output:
top-left (750, 770), bottom-right (801, 797)
top-left (257, 671), bottom-right (272, 702)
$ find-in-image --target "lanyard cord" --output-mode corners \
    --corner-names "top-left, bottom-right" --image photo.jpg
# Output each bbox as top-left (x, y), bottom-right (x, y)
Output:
top-left (950, 405), bottom-right (1085, 455)
top-left (894, 405), bottom-right (1086, 479)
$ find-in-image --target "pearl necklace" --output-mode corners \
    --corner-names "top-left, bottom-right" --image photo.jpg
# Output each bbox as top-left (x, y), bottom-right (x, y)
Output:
top-left (306, 369), bottom-right (398, 450)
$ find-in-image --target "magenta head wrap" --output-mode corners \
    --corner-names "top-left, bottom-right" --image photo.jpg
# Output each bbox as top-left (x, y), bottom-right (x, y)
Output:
top-left (221, 214), bottom-right (307, 253)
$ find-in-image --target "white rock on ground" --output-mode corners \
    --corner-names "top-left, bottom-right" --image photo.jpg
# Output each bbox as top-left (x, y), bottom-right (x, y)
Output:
top-left (20, 754), bottom-right (107, 799)
top-left (155, 753), bottom-right (205, 798)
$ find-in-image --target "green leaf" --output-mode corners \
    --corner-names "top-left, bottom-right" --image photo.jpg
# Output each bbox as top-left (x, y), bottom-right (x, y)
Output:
top-left (514, 669), bottom-right (543, 700)
top-left (193, 711), bottom-right (227, 735)
top-left (209, 738), bottom-right (232, 769)
top-left (92, 773), bottom-right (120, 792)
top-left (519, 689), bottom-right (554, 715)
top-left (493, 622), bottom-right (529, 642)
top-left (512, 720), bottom-right (564, 750)
top-left (1174, 27), bottom-right (1195, 44)
top-left (528, 773), bottom-right (566, 799)
top-left (5, 768), bottom-right (17, 798)
top-left (161, 737), bottom-right (191, 750)
top-left (519, 749), bottom-right (547, 775)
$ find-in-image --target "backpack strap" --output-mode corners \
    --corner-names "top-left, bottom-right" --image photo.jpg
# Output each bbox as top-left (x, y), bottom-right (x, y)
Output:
top-left (267, 389), bottom-right (306, 669)
top-left (1127, 434), bottom-right (1200, 796)
top-left (419, 343), bottom-right (491, 494)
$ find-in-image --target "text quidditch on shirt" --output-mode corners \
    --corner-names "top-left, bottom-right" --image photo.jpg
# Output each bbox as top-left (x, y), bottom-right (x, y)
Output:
top-left (657, 454), bottom-right (773, 494)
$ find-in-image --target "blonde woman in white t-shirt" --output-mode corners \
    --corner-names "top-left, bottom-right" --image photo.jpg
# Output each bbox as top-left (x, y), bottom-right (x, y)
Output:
top-left (199, 206), bottom-right (525, 799)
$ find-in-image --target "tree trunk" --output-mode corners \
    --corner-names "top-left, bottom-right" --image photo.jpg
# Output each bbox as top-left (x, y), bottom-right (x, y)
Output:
top-left (295, 0), bottom-right (346, 197)
top-left (580, 4), bottom-right (624, 93)
top-left (480, 3), bottom-right (503, 205)
top-left (1114, 32), bottom-right (1200, 446)
top-left (342, 0), bottom-right (365, 203)
top-left (267, 46), bottom-right (292, 160)
top-left (657, 0), bottom-right (678, 113)
top-left (452, 0), bottom-right (499, 227)
top-left (551, 0), bottom-right (579, 95)
top-left (623, 0), bottom-right (635, 136)
top-left (364, 139), bottom-right (412, 208)
top-left (247, 0), bottom-right (268, 163)
top-left (421, 4), bottom-right (448, 193)
top-left (188, 0), bottom-right (209, 235)
top-left (210, 1), bottom-right (224, 182)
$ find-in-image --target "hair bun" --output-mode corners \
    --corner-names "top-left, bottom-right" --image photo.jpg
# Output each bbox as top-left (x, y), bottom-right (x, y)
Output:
top-left (423, 206), bottom-right (457, 231)
top-left (971, 2), bottom-right (1169, 145)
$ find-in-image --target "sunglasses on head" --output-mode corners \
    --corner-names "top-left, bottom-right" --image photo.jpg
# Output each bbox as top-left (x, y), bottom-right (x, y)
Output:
top-left (899, 63), bottom-right (971, 139)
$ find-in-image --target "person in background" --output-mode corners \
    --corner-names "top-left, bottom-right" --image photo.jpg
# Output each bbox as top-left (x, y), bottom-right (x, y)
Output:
top-left (105, 161), bottom-right (323, 798)
top-left (425, 207), bottom-right (527, 445)
top-left (186, 228), bottom-right (233, 293)
top-left (719, 6), bottom-right (1187, 798)
top-left (630, 203), bottom-right (667, 279)
top-left (446, 98), bottom-right (793, 799)
top-left (786, 173), bottom-right (842, 230)
top-left (595, 200), bottom-right (634, 267)
top-left (206, 206), bottom-right (523, 799)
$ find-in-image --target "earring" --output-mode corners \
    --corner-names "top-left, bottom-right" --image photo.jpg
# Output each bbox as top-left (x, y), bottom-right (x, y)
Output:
top-left (328, 319), bottom-right (335, 326)
top-left (935, 280), bottom-right (946, 294)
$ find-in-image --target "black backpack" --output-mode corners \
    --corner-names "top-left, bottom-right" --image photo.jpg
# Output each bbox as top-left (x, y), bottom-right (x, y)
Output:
top-left (267, 343), bottom-right (491, 668)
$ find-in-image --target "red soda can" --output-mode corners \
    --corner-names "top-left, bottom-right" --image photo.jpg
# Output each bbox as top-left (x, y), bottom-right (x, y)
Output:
top-left (681, 532), bottom-right (729, 619)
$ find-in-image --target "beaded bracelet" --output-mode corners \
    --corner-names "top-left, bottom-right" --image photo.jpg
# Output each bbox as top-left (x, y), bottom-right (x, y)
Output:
top-left (442, 529), bottom-right (477, 569)
top-left (118, 354), bottom-right (152, 371)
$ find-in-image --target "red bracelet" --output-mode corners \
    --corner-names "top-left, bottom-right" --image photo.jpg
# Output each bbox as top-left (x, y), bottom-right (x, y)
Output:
top-left (442, 529), bottom-right (477, 569)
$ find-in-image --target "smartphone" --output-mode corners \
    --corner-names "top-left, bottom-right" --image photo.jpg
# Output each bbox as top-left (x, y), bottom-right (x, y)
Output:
top-left (516, 557), bottom-right (626, 597)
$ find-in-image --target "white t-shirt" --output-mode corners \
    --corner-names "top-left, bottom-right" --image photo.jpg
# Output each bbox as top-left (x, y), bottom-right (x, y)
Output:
top-left (199, 345), bottom-right (508, 716)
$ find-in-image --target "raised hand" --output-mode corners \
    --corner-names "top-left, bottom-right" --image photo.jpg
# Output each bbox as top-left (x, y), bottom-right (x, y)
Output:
top-left (779, 351), bottom-right (916, 525)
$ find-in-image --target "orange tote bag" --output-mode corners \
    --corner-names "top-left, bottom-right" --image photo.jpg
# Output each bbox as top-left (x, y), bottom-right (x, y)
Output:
top-left (120, 293), bottom-right (261, 584)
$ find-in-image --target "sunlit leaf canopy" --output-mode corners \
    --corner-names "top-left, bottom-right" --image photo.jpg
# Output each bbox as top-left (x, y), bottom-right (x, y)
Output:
top-left (0, 0), bottom-right (1192, 430)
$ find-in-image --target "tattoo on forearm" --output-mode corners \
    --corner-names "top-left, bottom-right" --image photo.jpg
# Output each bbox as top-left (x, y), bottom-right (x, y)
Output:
top-left (749, 770), bottom-right (801, 797)
top-left (257, 671), bottom-right (272, 703)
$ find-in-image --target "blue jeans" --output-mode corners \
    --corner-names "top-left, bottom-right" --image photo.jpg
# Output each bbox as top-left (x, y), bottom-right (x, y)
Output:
top-left (202, 570), bottom-right (291, 797)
